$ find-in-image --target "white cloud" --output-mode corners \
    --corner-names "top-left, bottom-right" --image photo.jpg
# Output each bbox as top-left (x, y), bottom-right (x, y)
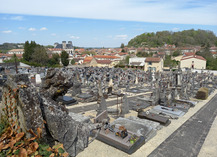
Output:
top-left (70, 36), bottom-right (80, 39)
top-left (10, 16), bottom-right (24, 21)
top-left (28, 27), bottom-right (36, 31)
top-left (51, 33), bottom-right (56, 36)
top-left (0, 0), bottom-right (217, 25)
top-left (115, 35), bottom-right (128, 40)
top-left (40, 27), bottom-right (47, 31)
top-left (2, 30), bottom-right (12, 33)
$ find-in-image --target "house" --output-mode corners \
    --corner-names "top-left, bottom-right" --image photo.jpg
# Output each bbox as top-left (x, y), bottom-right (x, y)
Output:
top-left (47, 48), bottom-right (63, 54)
top-left (94, 55), bottom-right (120, 65)
top-left (7, 49), bottom-right (24, 54)
top-left (144, 57), bottom-right (163, 72)
top-left (96, 60), bottom-right (112, 67)
top-left (0, 53), bottom-right (23, 63)
top-left (83, 57), bottom-right (112, 67)
top-left (156, 52), bottom-right (166, 59)
top-left (129, 57), bottom-right (146, 66)
top-left (210, 47), bottom-right (217, 52)
top-left (180, 55), bottom-right (206, 69)
top-left (211, 52), bottom-right (217, 58)
top-left (115, 53), bottom-right (128, 60)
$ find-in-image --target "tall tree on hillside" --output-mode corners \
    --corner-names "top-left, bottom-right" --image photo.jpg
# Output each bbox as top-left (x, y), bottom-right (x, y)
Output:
top-left (23, 41), bottom-right (37, 61)
top-left (61, 50), bottom-right (69, 66)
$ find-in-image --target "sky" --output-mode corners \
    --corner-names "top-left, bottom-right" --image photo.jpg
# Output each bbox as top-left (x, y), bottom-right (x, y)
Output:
top-left (0, 0), bottom-right (217, 47)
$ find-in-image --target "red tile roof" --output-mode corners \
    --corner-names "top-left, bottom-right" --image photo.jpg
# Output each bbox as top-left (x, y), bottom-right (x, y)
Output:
top-left (145, 57), bottom-right (161, 62)
top-left (181, 55), bottom-right (206, 61)
top-left (0, 53), bottom-right (23, 58)
top-left (94, 55), bottom-right (120, 59)
top-left (118, 52), bottom-right (128, 56)
top-left (83, 57), bottom-right (93, 63)
top-left (96, 60), bottom-right (112, 64)
top-left (8, 49), bottom-right (24, 52)
top-left (184, 52), bottom-right (196, 56)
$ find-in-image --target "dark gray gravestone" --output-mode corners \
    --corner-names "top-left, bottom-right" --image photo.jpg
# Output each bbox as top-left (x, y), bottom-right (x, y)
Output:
top-left (120, 94), bottom-right (129, 116)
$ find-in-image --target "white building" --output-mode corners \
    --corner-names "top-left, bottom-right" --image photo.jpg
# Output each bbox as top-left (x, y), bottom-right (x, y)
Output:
top-left (180, 55), bottom-right (206, 69)
top-left (129, 57), bottom-right (146, 66)
top-left (7, 49), bottom-right (24, 54)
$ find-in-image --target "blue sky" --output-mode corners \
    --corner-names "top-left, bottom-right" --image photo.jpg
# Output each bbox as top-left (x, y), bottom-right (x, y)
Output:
top-left (0, 0), bottom-right (217, 47)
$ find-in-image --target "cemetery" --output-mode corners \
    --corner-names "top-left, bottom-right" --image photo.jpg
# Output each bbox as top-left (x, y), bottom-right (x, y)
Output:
top-left (0, 65), bottom-right (217, 156)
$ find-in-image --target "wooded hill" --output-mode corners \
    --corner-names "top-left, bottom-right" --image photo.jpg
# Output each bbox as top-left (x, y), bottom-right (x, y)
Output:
top-left (128, 29), bottom-right (217, 48)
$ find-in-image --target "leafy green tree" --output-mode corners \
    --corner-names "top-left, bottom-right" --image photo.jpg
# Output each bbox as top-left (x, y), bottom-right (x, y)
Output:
top-left (23, 41), bottom-right (37, 61)
top-left (172, 50), bottom-right (181, 57)
top-left (49, 53), bottom-right (60, 66)
top-left (61, 50), bottom-right (69, 66)
top-left (82, 51), bottom-right (96, 55)
top-left (125, 56), bottom-right (130, 64)
top-left (164, 55), bottom-right (178, 68)
top-left (71, 59), bottom-right (75, 65)
top-left (31, 46), bottom-right (49, 65)
top-left (121, 49), bottom-right (125, 52)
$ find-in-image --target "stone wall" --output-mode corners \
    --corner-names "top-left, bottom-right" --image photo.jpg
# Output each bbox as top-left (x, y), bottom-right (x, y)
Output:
top-left (0, 69), bottom-right (94, 157)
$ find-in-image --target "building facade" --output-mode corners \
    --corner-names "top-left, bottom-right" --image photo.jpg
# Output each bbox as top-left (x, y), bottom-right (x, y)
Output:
top-left (180, 55), bottom-right (206, 69)
top-left (54, 41), bottom-right (74, 54)
top-left (144, 57), bottom-right (163, 72)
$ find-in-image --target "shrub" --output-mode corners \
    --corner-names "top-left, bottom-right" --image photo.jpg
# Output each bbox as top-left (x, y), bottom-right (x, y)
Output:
top-left (195, 87), bottom-right (209, 100)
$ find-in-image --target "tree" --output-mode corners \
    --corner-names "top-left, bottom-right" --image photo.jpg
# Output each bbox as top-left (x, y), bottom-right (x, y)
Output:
top-left (164, 55), bottom-right (178, 68)
top-left (125, 56), bottom-right (130, 64)
top-left (31, 46), bottom-right (49, 65)
top-left (120, 43), bottom-right (125, 48)
top-left (23, 41), bottom-right (37, 61)
top-left (49, 53), bottom-right (60, 66)
top-left (61, 50), bottom-right (69, 66)
top-left (121, 49), bottom-right (125, 52)
top-left (172, 50), bottom-right (181, 57)
top-left (82, 51), bottom-right (96, 55)
top-left (71, 59), bottom-right (75, 65)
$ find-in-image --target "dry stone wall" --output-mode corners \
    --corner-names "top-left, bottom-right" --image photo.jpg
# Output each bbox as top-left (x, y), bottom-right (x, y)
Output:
top-left (0, 69), bottom-right (94, 157)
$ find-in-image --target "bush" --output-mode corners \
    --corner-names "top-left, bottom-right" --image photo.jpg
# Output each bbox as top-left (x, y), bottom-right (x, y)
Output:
top-left (195, 87), bottom-right (209, 100)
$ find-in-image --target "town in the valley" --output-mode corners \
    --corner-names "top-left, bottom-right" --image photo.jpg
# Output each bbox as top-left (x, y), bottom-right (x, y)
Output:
top-left (0, 30), bottom-right (217, 157)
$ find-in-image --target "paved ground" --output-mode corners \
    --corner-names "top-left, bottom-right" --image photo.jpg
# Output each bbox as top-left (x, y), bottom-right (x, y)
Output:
top-left (148, 94), bottom-right (217, 157)
top-left (198, 115), bottom-right (217, 157)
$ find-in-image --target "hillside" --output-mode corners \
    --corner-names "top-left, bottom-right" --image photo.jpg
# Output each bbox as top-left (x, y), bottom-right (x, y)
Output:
top-left (128, 29), bottom-right (217, 48)
top-left (0, 43), bottom-right (24, 53)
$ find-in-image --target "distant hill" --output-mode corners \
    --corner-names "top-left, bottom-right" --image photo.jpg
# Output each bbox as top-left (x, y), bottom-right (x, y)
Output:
top-left (128, 29), bottom-right (217, 48)
top-left (0, 43), bottom-right (24, 53)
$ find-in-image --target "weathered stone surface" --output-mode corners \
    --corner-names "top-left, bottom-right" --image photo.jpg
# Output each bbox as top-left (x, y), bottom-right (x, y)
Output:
top-left (1, 70), bottom-right (95, 157)
top-left (40, 96), bottom-right (91, 156)
top-left (41, 69), bottom-right (74, 99)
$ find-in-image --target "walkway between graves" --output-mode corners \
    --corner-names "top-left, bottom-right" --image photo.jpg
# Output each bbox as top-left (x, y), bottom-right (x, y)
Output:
top-left (148, 93), bottom-right (217, 157)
